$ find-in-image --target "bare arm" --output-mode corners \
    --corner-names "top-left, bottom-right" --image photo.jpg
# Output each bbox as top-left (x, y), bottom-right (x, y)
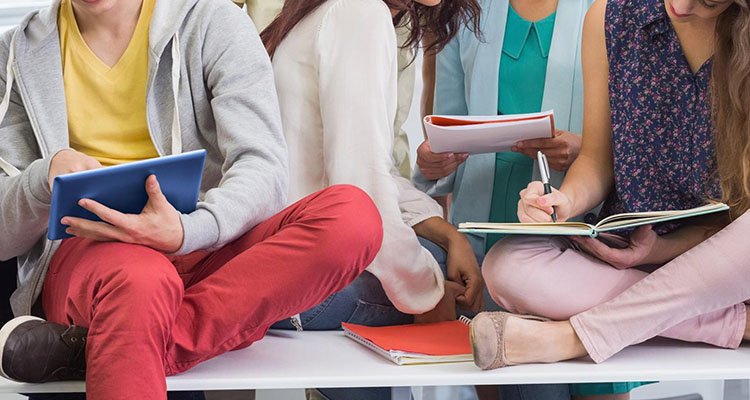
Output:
top-left (559, 0), bottom-right (614, 216)
top-left (412, 216), bottom-right (484, 312)
top-left (648, 213), bottom-right (730, 263)
top-left (517, 0), bottom-right (615, 222)
top-left (574, 213), bottom-right (731, 270)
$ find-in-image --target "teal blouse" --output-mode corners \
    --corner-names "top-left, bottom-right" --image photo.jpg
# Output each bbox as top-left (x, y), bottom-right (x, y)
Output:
top-left (486, 6), bottom-right (556, 251)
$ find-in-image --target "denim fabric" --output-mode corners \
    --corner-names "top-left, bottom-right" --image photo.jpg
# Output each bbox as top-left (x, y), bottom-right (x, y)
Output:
top-left (276, 238), bottom-right (571, 400)
top-left (271, 268), bottom-right (412, 330)
top-left (272, 238), bottom-right (447, 330)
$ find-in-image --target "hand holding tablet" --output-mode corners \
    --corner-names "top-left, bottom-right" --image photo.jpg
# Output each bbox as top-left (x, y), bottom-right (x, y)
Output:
top-left (48, 150), bottom-right (207, 251)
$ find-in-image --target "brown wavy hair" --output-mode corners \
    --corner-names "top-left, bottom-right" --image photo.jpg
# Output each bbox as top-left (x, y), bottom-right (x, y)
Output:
top-left (713, 0), bottom-right (750, 218)
top-left (260, 0), bottom-right (481, 58)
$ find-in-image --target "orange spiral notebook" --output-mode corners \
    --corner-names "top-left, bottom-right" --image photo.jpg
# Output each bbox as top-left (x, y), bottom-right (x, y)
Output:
top-left (342, 316), bottom-right (473, 365)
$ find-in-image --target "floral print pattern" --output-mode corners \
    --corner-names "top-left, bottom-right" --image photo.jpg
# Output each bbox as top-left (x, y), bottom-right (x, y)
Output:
top-left (599, 0), bottom-right (720, 235)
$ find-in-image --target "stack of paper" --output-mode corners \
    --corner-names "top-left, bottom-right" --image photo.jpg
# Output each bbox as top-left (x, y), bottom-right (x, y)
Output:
top-left (423, 110), bottom-right (555, 154)
top-left (342, 318), bottom-right (473, 365)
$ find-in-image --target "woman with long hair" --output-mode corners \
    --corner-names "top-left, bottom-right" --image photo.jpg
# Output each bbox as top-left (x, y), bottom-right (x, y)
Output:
top-left (413, 0), bottom-right (649, 397)
top-left (470, 0), bottom-right (750, 370)
top-left (262, 1), bottom-right (491, 399)
top-left (263, 0), bottom-right (484, 330)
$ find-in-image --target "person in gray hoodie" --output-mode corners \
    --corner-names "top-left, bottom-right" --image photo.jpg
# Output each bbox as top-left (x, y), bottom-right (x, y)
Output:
top-left (0, 0), bottom-right (383, 398)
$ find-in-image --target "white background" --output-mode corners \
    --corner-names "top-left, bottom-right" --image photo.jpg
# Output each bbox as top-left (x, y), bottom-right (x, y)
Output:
top-left (0, 1), bottom-right (730, 399)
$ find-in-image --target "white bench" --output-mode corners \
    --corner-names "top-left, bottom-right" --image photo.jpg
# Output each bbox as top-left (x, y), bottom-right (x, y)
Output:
top-left (1, 330), bottom-right (748, 399)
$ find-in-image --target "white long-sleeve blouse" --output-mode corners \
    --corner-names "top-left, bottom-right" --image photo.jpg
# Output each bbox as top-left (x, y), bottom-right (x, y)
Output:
top-left (272, 0), bottom-right (445, 314)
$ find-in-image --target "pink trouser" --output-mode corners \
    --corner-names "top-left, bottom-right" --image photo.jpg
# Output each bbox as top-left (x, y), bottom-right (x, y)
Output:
top-left (483, 210), bottom-right (750, 363)
top-left (42, 185), bottom-right (383, 400)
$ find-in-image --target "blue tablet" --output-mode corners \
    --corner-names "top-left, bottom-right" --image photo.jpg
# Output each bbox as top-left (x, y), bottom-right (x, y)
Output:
top-left (48, 150), bottom-right (207, 241)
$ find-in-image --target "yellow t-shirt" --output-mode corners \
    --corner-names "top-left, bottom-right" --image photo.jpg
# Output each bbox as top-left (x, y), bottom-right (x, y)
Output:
top-left (59, 0), bottom-right (158, 166)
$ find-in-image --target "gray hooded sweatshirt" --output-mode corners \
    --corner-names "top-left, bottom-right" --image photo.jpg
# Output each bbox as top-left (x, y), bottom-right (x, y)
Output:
top-left (0, 0), bottom-right (289, 316)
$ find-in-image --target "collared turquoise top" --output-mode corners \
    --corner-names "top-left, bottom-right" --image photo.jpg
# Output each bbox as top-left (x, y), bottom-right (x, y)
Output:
top-left (497, 6), bottom-right (556, 115)
top-left (486, 5), bottom-right (557, 251)
top-left (413, 0), bottom-right (590, 259)
top-left (413, 0), bottom-right (649, 394)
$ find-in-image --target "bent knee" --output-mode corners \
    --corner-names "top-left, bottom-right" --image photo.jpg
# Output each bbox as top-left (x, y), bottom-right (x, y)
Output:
top-left (322, 185), bottom-right (381, 228)
top-left (318, 185), bottom-right (383, 265)
top-left (97, 245), bottom-right (182, 298)
top-left (482, 236), bottom-right (573, 317)
top-left (482, 236), bottom-right (554, 291)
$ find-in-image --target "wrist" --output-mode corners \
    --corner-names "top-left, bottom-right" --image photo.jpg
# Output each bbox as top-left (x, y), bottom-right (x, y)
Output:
top-left (413, 217), bottom-right (459, 250)
top-left (560, 188), bottom-right (577, 219)
top-left (445, 229), bottom-right (471, 251)
top-left (642, 234), bottom-right (669, 265)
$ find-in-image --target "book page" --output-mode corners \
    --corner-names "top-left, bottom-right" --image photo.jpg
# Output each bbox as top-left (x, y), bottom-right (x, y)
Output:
top-left (595, 203), bottom-right (730, 232)
top-left (458, 222), bottom-right (595, 236)
top-left (387, 352), bottom-right (474, 366)
top-left (428, 111), bottom-right (554, 126)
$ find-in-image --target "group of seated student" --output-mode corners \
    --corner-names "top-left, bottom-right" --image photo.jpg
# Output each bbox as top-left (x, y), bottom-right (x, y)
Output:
top-left (0, 0), bottom-right (747, 400)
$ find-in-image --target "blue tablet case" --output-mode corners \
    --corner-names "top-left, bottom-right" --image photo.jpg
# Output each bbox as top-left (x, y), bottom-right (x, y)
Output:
top-left (48, 150), bottom-right (207, 241)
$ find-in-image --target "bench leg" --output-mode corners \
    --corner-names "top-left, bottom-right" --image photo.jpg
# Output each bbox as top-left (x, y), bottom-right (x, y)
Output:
top-left (391, 386), bottom-right (412, 400)
top-left (723, 379), bottom-right (750, 400)
top-left (411, 386), bottom-right (424, 400)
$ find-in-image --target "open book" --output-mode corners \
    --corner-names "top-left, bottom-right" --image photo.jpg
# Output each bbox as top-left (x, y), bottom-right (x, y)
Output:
top-left (423, 110), bottom-right (555, 154)
top-left (459, 203), bottom-right (730, 238)
top-left (342, 317), bottom-right (473, 366)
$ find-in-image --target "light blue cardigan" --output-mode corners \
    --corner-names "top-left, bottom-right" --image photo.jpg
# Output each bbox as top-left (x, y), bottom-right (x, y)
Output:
top-left (413, 0), bottom-right (592, 257)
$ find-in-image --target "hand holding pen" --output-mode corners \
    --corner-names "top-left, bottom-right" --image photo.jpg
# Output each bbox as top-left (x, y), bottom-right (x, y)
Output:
top-left (536, 151), bottom-right (557, 222)
top-left (517, 153), bottom-right (573, 223)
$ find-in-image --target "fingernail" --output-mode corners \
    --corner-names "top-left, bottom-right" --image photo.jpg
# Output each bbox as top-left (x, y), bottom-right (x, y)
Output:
top-left (78, 199), bottom-right (86, 206)
top-left (61, 218), bottom-right (69, 225)
top-left (516, 143), bottom-right (524, 148)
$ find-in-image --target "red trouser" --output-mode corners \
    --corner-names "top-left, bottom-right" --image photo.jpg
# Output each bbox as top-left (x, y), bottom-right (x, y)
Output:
top-left (42, 185), bottom-right (382, 400)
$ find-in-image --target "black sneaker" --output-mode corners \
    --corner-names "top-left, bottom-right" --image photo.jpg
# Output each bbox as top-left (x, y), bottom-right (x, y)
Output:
top-left (0, 316), bottom-right (87, 382)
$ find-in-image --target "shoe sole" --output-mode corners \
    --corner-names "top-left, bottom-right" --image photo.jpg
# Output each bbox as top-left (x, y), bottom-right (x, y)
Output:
top-left (469, 316), bottom-right (493, 370)
top-left (0, 316), bottom-right (44, 379)
top-left (469, 321), bottom-right (479, 365)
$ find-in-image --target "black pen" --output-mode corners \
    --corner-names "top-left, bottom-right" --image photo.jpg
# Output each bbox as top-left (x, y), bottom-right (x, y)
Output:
top-left (537, 151), bottom-right (557, 222)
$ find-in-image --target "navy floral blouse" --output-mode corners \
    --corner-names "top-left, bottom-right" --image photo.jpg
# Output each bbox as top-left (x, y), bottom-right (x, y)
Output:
top-left (599, 0), bottom-right (721, 234)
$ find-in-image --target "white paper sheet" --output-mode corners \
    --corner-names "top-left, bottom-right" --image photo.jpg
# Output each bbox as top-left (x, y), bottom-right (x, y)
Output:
top-left (424, 110), bottom-right (555, 154)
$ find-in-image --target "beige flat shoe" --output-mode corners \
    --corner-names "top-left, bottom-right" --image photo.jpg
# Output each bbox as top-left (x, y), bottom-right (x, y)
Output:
top-left (469, 311), bottom-right (547, 370)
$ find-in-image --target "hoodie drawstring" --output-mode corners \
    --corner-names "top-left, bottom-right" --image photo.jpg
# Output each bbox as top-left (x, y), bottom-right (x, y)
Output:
top-left (0, 31), bottom-right (183, 177)
top-left (170, 33), bottom-right (182, 155)
top-left (0, 30), bottom-right (21, 178)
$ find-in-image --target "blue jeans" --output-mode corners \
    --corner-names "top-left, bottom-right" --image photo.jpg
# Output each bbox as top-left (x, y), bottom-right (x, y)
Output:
top-left (275, 238), bottom-right (571, 400)
top-left (273, 238), bottom-right (446, 330)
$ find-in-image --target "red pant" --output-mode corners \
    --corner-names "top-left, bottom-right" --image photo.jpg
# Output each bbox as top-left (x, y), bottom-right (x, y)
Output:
top-left (42, 185), bottom-right (382, 400)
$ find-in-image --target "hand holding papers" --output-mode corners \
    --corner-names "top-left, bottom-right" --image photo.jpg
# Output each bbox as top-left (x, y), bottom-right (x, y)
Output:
top-left (423, 110), bottom-right (555, 154)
